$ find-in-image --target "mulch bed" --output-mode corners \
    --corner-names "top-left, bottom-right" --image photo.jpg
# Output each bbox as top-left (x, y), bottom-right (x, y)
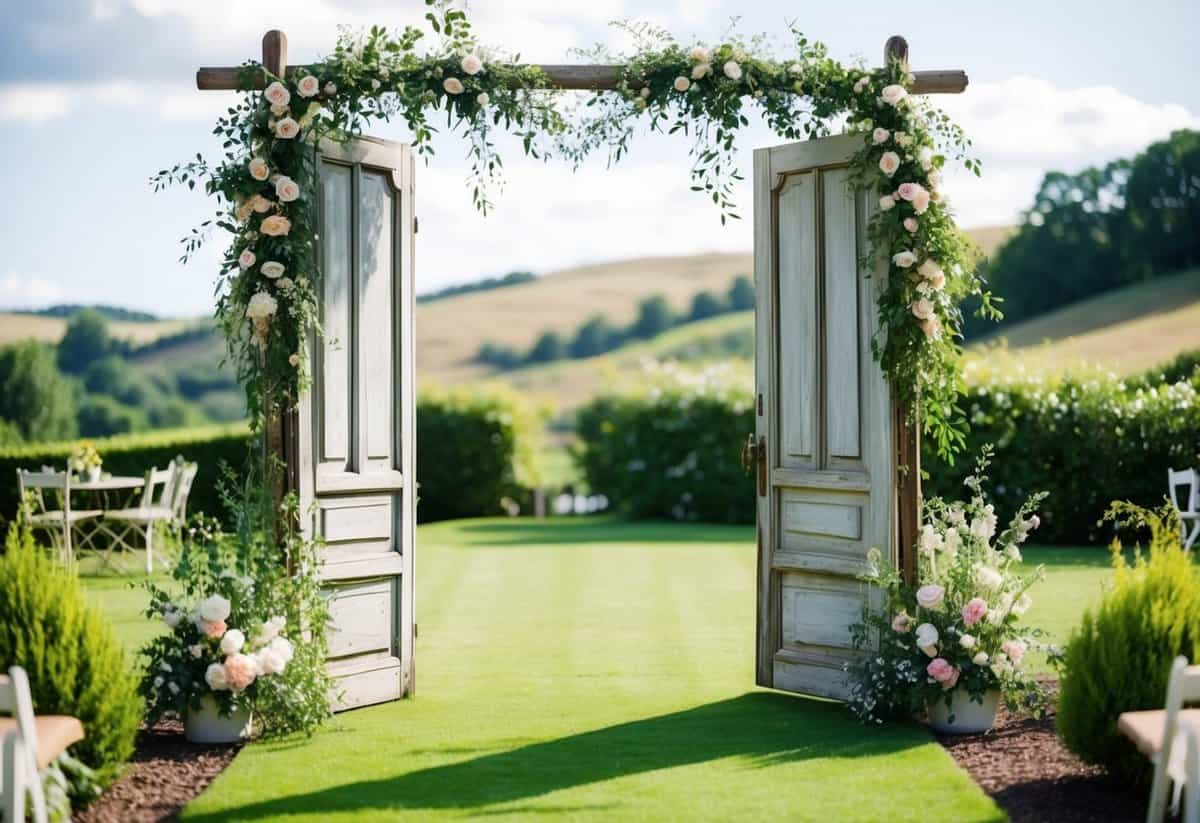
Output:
top-left (936, 679), bottom-right (1146, 823)
top-left (76, 721), bottom-right (240, 823)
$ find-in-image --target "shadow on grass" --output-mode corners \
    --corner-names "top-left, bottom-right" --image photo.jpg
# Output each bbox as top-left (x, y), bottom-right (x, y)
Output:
top-left (446, 517), bottom-right (754, 548)
top-left (185, 692), bottom-right (926, 820)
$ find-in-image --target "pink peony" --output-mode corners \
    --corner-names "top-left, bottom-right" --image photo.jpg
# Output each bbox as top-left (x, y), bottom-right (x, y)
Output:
top-left (202, 619), bottom-right (227, 639)
top-left (903, 217), bottom-right (918, 233)
top-left (961, 597), bottom-right (988, 626)
top-left (916, 584), bottom-right (945, 610)
top-left (891, 611), bottom-right (912, 633)
top-left (223, 653), bottom-right (258, 692)
top-left (897, 182), bottom-right (925, 202)
top-left (912, 188), bottom-right (931, 214)
top-left (926, 657), bottom-right (960, 690)
top-left (1001, 639), bottom-right (1026, 664)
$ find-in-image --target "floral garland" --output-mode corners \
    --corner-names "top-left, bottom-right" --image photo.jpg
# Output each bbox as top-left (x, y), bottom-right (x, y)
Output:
top-left (157, 2), bottom-right (993, 457)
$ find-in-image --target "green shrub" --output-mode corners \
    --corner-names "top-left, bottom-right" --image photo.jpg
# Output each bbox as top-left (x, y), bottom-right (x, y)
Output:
top-left (1057, 503), bottom-right (1200, 783)
top-left (575, 364), bottom-right (755, 523)
top-left (416, 387), bottom-right (539, 523)
top-left (0, 424), bottom-right (253, 526)
top-left (924, 372), bottom-right (1200, 543)
top-left (0, 519), bottom-right (142, 783)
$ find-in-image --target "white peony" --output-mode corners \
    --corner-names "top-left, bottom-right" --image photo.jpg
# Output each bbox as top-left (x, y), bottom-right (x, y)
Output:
top-left (205, 662), bottom-right (230, 691)
top-left (238, 248), bottom-right (256, 270)
top-left (688, 46), bottom-right (710, 63)
top-left (256, 636), bottom-right (295, 676)
top-left (892, 250), bottom-right (917, 268)
top-left (443, 77), bottom-right (464, 95)
top-left (959, 633), bottom-right (977, 649)
top-left (248, 157), bottom-right (269, 181)
top-left (260, 261), bottom-right (285, 279)
top-left (910, 298), bottom-right (933, 320)
top-left (872, 127), bottom-right (889, 145)
top-left (974, 564), bottom-right (1004, 590)
top-left (476, 92), bottom-right (489, 106)
top-left (254, 615), bottom-right (287, 646)
top-left (674, 76), bottom-right (691, 92)
top-left (264, 81), bottom-right (290, 108)
top-left (972, 651), bottom-right (989, 666)
top-left (918, 146), bottom-right (934, 171)
top-left (915, 622), bottom-right (939, 656)
top-left (880, 84), bottom-right (907, 106)
top-left (245, 291), bottom-right (278, 320)
top-left (916, 584), bottom-right (945, 610)
top-left (274, 117), bottom-right (300, 139)
top-left (723, 60), bottom-right (742, 81)
top-left (198, 594), bottom-right (231, 623)
top-left (461, 54), bottom-right (483, 75)
top-left (296, 75), bottom-right (320, 98)
top-left (220, 628), bottom-right (246, 655)
top-left (878, 151), bottom-right (900, 177)
top-left (274, 176), bottom-right (300, 203)
top-left (918, 259), bottom-right (942, 281)
top-left (691, 63), bottom-right (712, 80)
top-left (879, 194), bottom-right (896, 211)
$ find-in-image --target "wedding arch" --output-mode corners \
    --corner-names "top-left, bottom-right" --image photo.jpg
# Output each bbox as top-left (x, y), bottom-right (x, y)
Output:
top-left (183, 6), bottom-right (976, 707)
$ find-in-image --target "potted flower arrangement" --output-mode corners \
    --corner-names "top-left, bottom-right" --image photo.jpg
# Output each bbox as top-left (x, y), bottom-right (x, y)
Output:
top-left (140, 494), bottom-right (333, 743)
top-left (848, 449), bottom-right (1055, 732)
top-left (69, 441), bottom-right (102, 483)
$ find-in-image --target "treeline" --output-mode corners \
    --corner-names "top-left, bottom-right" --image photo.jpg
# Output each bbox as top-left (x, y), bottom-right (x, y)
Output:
top-left (477, 275), bottom-right (755, 369)
top-left (417, 270), bottom-right (536, 304)
top-left (14, 304), bottom-right (159, 322)
top-left (0, 309), bottom-right (240, 447)
top-left (967, 129), bottom-right (1200, 337)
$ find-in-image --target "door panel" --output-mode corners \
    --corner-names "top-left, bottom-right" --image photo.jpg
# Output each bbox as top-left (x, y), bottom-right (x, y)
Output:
top-left (295, 136), bottom-right (416, 708)
top-left (754, 134), bottom-right (896, 700)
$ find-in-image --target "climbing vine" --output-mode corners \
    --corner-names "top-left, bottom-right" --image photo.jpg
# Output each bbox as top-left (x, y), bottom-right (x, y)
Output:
top-left (155, 0), bottom-right (994, 457)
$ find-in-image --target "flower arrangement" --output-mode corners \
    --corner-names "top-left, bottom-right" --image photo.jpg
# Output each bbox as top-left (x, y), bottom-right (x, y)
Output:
top-left (155, 1), bottom-right (991, 460)
top-left (68, 441), bottom-right (102, 476)
top-left (848, 448), bottom-right (1055, 725)
top-left (140, 492), bottom-right (333, 738)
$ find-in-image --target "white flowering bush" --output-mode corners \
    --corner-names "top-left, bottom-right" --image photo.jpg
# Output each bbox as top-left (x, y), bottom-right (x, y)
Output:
top-left (848, 448), bottom-right (1055, 724)
top-left (139, 493), bottom-right (332, 737)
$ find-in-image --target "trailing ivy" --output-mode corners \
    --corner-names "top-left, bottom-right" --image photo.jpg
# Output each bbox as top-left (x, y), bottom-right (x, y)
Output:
top-left (154, 0), bottom-right (991, 458)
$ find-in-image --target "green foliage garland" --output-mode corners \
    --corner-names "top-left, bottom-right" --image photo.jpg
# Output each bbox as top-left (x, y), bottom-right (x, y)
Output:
top-left (156, 1), bottom-right (990, 457)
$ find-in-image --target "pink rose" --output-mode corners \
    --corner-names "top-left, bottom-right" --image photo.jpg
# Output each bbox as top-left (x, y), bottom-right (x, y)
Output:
top-left (926, 657), bottom-right (960, 690)
top-left (904, 217), bottom-right (918, 233)
top-left (891, 611), bottom-right (912, 633)
top-left (878, 151), bottom-right (901, 177)
top-left (920, 316), bottom-right (942, 340)
top-left (259, 215), bottom-right (292, 237)
top-left (910, 298), bottom-right (933, 321)
top-left (223, 653), bottom-right (258, 692)
top-left (915, 584), bottom-right (945, 610)
top-left (238, 248), bottom-right (256, 270)
top-left (1001, 640), bottom-right (1026, 664)
top-left (961, 597), bottom-right (988, 626)
top-left (912, 188), bottom-right (931, 214)
top-left (274, 117), bottom-right (300, 139)
top-left (263, 81), bottom-right (290, 108)
top-left (296, 75), bottom-right (320, 98)
top-left (202, 619), bottom-right (227, 639)
top-left (897, 182), bottom-right (924, 202)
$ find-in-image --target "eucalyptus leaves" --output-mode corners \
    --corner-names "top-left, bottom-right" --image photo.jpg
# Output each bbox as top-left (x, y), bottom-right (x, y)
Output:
top-left (156, 0), bottom-right (992, 457)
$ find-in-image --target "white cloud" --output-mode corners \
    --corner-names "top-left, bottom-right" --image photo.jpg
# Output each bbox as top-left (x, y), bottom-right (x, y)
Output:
top-left (0, 272), bottom-right (64, 309)
top-left (0, 85), bottom-right (74, 123)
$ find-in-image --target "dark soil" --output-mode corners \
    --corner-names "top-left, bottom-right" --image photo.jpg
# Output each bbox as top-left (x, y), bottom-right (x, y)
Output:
top-left (936, 681), bottom-right (1145, 823)
top-left (75, 721), bottom-right (240, 823)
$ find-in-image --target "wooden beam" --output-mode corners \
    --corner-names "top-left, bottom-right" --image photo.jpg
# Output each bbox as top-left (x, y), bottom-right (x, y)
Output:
top-left (262, 29), bottom-right (288, 78)
top-left (197, 63), bottom-right (967, 95)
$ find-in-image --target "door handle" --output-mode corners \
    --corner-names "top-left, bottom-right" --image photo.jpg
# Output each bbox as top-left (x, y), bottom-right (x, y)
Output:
top-left (742, 434), bottom-right (768, 496)
top-left (741, 434), bottom-right (756, 475)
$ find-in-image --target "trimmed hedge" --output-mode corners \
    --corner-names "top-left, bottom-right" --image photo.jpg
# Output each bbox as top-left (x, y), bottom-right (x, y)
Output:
top-left (575, 366), bottom-right (755, 523)
top-left (0, 424), bottom-right (252, 525)
top-left (924, 372), bottom-right (1200, 544)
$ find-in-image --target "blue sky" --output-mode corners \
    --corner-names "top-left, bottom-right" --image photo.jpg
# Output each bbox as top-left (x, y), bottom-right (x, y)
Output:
top-left (2, 0), bottom-right (1197, 316)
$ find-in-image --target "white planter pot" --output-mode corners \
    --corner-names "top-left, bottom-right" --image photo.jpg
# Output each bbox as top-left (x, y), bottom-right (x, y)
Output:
top-left (87, 466), bottom-right (101, 483)
top-left (927, 688), bottom-right (1000, 734)
top-left (185, 695), bottom-right (252, 744)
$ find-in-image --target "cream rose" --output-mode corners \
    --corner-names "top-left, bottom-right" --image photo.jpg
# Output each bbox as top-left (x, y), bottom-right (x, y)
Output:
top-left (872, 127), bottom-right (889, 145)
top-left (461, 54), bottom-right (483, 75)
top-left (916, 584), bottom-right (945, 609)
top-left (198, 594), bottom-right (231, 622)
top-left (238, 248), bottom-right (256, 270)
top-left (691, 63), bottom-right (712, 80)
top-left (260, 261), bottom-right (285, 279)
top-left (911, 188), bottom-right (931, 214)
top-left (274, 117), bottom-right (300, 139)
top-left (204, 662), bottom-right (230, 691)
top-left (688, 46), bottom-right (710, 63)
top-left (892, 250), bottom-right (917, 268)
top-left (245, 291), bottom-right (278, 320)
top-left (248, 157), bottom-right (269, 181)
top-left (264, 81), bottom-right (290, 107)
top-left (674, 76), bottom-right (691, 92)
top-left (910, 298), bottom-right (933, 320)
top-left (220, 628), bottom-right (246, 655)
top-left (879, 194), bottom-right (896, 211)
top-left (723, 60), bottom-right (743, 81)
top-left (476, 92), bottom-right (489, 106)
top-left (853, 75), bottom-right (870, 94)
top-left (880, 83), bottom-right (908, 106)
top-left (443, 77), bottom-right (464, 95)
top-left (274, 176), bottom-right (300, 203)
top-left (296, 75), bottom-right (320, 98)
top-left (878, 151), bottom-right (900, 177)
top-left (904, 217), bottom-right (919, 233)
top-left (259, 215), bottom-right (292, 237)
top-left (918, 146), bottom-right (934, 171)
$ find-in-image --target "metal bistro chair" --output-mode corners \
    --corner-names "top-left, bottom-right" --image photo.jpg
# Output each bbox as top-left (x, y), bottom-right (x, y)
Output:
top-left (15, 470), bottom-right (101, 566)
top-left (100, 458), bottom-right (198, 572)
top-left (1, 666), bottom-right (85, 823)
top-left (1168, 468), bottom-right (1200, 551)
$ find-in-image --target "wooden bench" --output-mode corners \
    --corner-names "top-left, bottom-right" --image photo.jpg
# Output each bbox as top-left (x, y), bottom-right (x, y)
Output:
top-left (1, 667), bottom-right (85, 823)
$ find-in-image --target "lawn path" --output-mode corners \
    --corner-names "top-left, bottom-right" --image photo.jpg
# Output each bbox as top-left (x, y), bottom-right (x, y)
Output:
top-left (178, 518), bottom-right (1001, 822)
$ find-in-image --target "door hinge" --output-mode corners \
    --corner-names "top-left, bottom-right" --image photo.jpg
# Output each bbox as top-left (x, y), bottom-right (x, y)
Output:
top-left (757, 393), bottom-right (763, 415)
top-left (414, 622), bottom-right (418, 638)
top-left (757, 435), bottom-right (767, 497)
top-left (413, 215), bottom-right (419, 234)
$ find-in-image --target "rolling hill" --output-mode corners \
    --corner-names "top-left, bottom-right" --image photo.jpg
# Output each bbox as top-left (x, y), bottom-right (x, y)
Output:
top-left (0, 312), bottom-right (196, 347)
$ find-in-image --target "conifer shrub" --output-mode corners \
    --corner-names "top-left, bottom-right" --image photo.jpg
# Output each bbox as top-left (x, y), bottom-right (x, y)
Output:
top-left (1057, 503), bottom-right (1200, 782)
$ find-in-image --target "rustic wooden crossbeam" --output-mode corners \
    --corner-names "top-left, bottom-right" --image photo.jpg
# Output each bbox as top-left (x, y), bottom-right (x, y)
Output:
top-left (195, 31), bottom-right (968, 95)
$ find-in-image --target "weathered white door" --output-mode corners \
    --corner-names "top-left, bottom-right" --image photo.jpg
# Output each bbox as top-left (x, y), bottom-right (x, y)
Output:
top-left (292, 136), bottom-right (416, 709)
top-left (753, 134), bottom-right (899, 700)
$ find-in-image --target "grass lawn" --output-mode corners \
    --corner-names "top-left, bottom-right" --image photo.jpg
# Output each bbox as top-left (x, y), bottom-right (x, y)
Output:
top-left (79, 519), bottom-right (1121, 822)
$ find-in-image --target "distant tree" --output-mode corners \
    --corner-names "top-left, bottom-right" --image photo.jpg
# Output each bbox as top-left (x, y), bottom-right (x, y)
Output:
top-left (727, 276), bottom-right (755, 311)
top-left (145, 397), bottom-right (195, 429)
top-left (475, 342), bottom-right (523, 370)
top-left (57, 309), bottom-right (112, 375)
top-left (570, 316), bottom-right (620, 359)
top-left (0, 341), bottom-right (77, 443)
top-left (689, 291), bottom-right (727, 322)
top-left (1120, 129), bottom-right (1200, 279)
top-left (629, 295), bottom-right (675, 340)
top-left (526, 331), bottom-right (566, 364)
top-left (81, 355), bottom-right (153, 406)
top-left (77, 396), bottom-right (143, 438)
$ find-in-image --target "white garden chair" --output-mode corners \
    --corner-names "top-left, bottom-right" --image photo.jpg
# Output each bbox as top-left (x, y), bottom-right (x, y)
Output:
top-left (1184, 716), bottom-right (1200, 823)
top-left (15, 469), bottom-right (101, 567)
top-left (1168, 468), bottom-right (1200, 551)
top-left (0, 666), bottom-right (84, 823)
top-left (99, 463), bottom-right (177, 573)
top-left (1118, 656), bottom-right (1200, 822)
